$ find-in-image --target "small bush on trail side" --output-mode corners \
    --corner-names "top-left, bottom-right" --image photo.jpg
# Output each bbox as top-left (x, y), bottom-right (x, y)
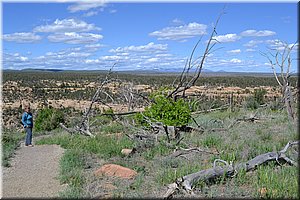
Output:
top-left (35, 108), bottom-right (65, 132)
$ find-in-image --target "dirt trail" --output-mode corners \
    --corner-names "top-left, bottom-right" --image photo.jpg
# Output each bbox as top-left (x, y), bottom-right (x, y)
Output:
top-left (2, 140), bottom-right (67, 198)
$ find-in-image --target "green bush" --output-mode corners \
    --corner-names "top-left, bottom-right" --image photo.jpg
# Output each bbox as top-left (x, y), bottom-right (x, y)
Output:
top-left (244, 88), bottom-right (267, 110)
top-left (35, 108), bottom-right (64, 132)
top-left (254, 88), bottom-right (267, 105)
top-left (136, 94), bottom-right (191, 127)
top-left (244, 96), bottom-right (259, 109)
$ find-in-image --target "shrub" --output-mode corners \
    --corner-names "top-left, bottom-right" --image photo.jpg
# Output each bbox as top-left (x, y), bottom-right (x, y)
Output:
top-left (244, 96), bottom-right (259, 110)
top-left (254, 88), bottom-right (267, 105)
top-left (244, 88), bottom-right (267, 110)
top-left (35, 108), bottom-right (64, 132)
top-left (136, 94), bottom-right (191, 127)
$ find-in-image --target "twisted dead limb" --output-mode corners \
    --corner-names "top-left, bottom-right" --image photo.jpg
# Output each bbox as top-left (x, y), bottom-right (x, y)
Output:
top-left (168, 9), bottom-right (225, 100)
top-left (60, 66), bottom-right (117, 137)
top-left (164, 140), bottom-right (298, 199)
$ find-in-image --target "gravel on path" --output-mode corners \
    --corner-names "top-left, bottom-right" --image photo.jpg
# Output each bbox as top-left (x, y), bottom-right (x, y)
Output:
top-left (2, 141), bottom-right (67, 198)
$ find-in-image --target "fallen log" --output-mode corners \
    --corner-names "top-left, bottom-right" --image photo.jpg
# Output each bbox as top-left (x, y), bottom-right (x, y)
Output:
top-left (164, 140), bottom-right (298, 199)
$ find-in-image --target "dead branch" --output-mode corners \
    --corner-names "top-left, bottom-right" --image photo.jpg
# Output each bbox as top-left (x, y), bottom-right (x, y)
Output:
top-left (168, 147), bottom-right (219, 159)
top-left (191, 104), bottom-right (229, 115)
top-left (100, 111), bottom-right (140, 116)
top-left (60, 66), bottom-right (117, 137)
top-left (261, 41), bottom-right (297, 121)
top-left (167, 9), bottom-right (225, 100)
top-left (163, 140), bottom-right (298, 199)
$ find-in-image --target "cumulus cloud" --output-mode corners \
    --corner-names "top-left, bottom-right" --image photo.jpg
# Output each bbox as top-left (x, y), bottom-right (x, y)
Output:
top-left (67, 1), bottom-right (106, 13)
top-left (246, 48), bottom-right (256, 52)
top-left (149, 22), bottom-right (207, 41)
top-left (230, 58), bottom-right (242, 63)
top-left (109, 42), bottom-right (168, 53)
top-left (47, 32), bottom-right (103, 44)
top-left (212, 34), bottom-right (241, 43)
top-left (84, 11), bottom-right (99, 17)
top-left (3, 32), bottom-right (42, 43)
top-left (268, 40), bottom-right (298, 51)
top-left (227, 49), bottom-right (241, 54)
top-left (84, 43), bottom-right (105, 52)
top-left (240, 29), bottom-right (276, 37)
top-left (33, 18), bottom-right (101, 33)
top-left (243, 40), bottom-right (264, 48)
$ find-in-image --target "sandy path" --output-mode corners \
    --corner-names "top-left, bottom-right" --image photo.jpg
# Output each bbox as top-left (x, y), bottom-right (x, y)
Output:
top-left (2, 141), bottom-right (67, 198)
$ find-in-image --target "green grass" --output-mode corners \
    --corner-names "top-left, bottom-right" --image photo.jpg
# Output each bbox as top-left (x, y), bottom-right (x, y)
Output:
top-left (33, 107), bottom-right (298, 198)
top-left (254, 163), bottom-right (298, 198)
top-left (58, 149), bottom-right (86, 198)
top-left (36, 132), bottom-right (134, 159)
top-left (2, 130), bottom-right (25, 167)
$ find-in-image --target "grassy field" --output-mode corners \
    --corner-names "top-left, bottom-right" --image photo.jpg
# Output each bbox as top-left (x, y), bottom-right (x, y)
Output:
top-left (2, 71), bottom-right (298, 198)
top-left (34, 107), bottom-right (298, 198)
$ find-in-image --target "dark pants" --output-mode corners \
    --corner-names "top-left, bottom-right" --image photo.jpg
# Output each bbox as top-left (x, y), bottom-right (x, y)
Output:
top-left (25, 127), bottom-right (32, 145)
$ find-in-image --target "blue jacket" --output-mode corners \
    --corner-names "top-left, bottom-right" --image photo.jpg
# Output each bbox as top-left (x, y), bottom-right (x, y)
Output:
top-left (22, 112), bottom-right (33, 128)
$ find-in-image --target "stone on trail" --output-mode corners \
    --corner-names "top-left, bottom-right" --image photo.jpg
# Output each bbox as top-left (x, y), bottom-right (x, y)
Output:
top-left (94, 164), bottom-right (137, 179)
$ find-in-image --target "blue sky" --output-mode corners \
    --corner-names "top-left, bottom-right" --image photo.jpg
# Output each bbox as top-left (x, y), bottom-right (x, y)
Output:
top-left (2, 1), bottom-right (298, 72)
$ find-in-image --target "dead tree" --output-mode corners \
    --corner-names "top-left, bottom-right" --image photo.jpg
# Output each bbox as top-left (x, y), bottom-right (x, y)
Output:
top-left (261, 42), bottom-right (298, 121)
top-left (164, 140), bottom-right (299, 199)
top-left (120, 82), bottom-right (134, 111)
top-left (60, 66), bottom-right (117, 137)
top-left (168, 10), bottom-right (225, 100)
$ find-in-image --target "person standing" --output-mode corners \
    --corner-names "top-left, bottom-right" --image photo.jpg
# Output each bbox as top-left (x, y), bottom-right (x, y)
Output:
top-left (22, 104), bottom-right (34, 147)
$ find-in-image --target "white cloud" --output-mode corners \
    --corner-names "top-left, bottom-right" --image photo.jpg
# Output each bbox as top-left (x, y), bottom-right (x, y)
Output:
top-left (67, 1), bottom-right (105, 13)
top-left (3, 32), bottom-right (42, 43)
top-left (212, 34), bottom-right (241, 43)
top-left (109, 42), bottom-right (168, 53)
top-left (243, 40), bottom-right (263, 47)
top-left (227, 49), bottom-right (241, 54)
top-left (230, 58), bottom-right (242, 63)
top-left (266, 40), bottom-right (298, 51)
top-left (240, 29), bottom-right (276, 37)
top-left (109, 9), bottom-right (117, 14)
top-left (33, 18), bottom-right (101, 33)
top-left (84, 43), bottom-right (104, 52)
top-left (264, 62), bottom-right (272, 66)
top-left (149, 22), bottom-right (207, 41)
top-left (171, 18), bottom-right (184, 25)
top-left (146, 58), bottom-right (159, 63)
top-left (246, 48), bottom-right (256, 52)
top-left (47, 32), bottom-right (103, 44)
top-left (100, 55), bottom-right (122, 61)
top-left (84, 11), bottom-right (99, 17)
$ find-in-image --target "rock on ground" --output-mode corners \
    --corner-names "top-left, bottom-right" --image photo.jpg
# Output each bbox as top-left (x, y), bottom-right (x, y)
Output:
top-left (94, 164), bottom-right (137, 179)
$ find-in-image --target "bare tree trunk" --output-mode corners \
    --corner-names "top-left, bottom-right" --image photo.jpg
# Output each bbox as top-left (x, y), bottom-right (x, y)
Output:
top-left (284, 85), bottom-right (295, 121)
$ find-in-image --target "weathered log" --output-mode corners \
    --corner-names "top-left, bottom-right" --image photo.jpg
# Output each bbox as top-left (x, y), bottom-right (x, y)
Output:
top-left (164, 140), bottom-right (298, 199)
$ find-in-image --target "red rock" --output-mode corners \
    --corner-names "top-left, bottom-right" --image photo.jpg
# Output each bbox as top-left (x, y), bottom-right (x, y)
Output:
top-left (94, 164), bottom-right (137, 179)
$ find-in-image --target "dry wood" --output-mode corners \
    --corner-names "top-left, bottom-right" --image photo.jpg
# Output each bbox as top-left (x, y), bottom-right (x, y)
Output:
top-left (261, 41), bottom-right (297, 121)
top-left (169, 147), bottom-right (218, 159)
top-left (191, 104), bottom-right (229, 115)
top-left (164, 140), bottom-right (298, 199)
top-left (167, 9), bottom-right (225, 100)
